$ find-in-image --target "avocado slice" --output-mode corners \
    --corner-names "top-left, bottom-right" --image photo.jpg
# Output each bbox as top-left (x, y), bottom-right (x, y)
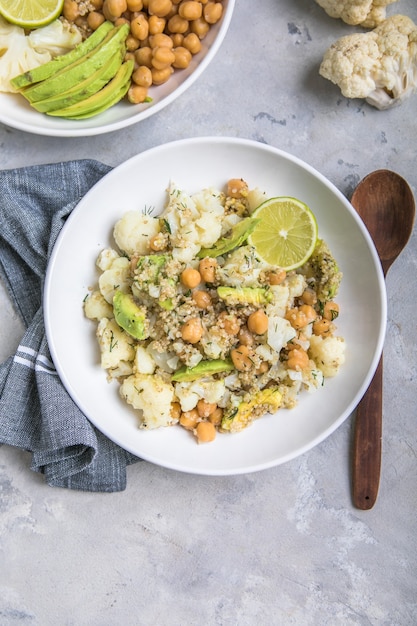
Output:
top-left (172, 359), bottom-right (234, 382)
top-left (221, 387), bottom-right (282, 433)
top-left (197, 217), bottom-right (260, 258)
top-left (47, 60), bottom-right (133, 119)
top-left (11, 21), bottom-right (114, 89)
top-left (113, 290), bottom-right (148, 340)
top-left (217, 286), bottom-right (274, 306)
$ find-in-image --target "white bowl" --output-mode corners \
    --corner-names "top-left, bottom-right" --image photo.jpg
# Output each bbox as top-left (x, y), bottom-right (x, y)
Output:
top-left (44, 137), bottom-right (387, 475)
top-left (0, 1), bottom-right (234, 137)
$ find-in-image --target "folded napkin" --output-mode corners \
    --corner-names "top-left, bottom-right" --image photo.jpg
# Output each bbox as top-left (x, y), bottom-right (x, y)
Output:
top-left (0, 160), bottom-right (141, 492)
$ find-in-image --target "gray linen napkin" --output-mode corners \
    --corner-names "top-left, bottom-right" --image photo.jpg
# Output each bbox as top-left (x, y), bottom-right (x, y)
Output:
top-left (0, 159), bottom-right (141, 491)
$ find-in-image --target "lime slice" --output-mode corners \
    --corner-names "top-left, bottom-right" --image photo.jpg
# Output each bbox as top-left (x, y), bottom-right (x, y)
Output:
top-left (248, 196), bottom-right (318, 270)
top-left (0, 0), bottom-right (64, 28)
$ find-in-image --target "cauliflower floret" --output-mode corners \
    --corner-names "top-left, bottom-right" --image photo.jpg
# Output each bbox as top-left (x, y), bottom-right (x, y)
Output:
top-left (174, 379), bottom-right (226, 412)
top-left (247, 187), bottom-right (268, 213)
top-left (315, 0), bottom-right (398, 28)
top-left (84, 290), bottom-right (114, 321)
top-left (266, 284), bottom-right (291, 318)
top-left (267, 316), bottom-right (296, 354)
top-left (96, 248), bottom-right (120, 271)
top-left (98, 256), bottom-right (131, 304)
top-left (134, 346), bottom-right (157, 374)
top-left (217, 245), bottom-right (268, 287)
top-left (120, 373), bottom-right (176, 429)
top-left (319, 15), bottom-right (417, 109)
top-left (162, 184), bottom-right (225, 262)
top-left (113, 211), bottom-right (160, 257)
top-left (308, 334), bottom-right (346, 377)
top-left (96, 318), bottom-right (135, 372)
top-left (0, 17), bottom-right (81, 93)
top-left (193, 187), bottom-right (225, 247)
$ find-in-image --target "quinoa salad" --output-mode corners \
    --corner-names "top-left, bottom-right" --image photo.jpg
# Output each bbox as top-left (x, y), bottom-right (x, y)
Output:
top-left (84, 178), bottom-right (346, 444)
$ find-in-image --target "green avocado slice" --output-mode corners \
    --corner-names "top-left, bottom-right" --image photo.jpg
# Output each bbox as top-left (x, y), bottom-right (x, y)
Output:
top-left (217, 286), bottom-right (274, 306)
top-left (113, 290), bottom-right (148, 340)
top-left (197, 217), bottom-right (260, 258)
top-left (172, 359), bottom-right (234, 382)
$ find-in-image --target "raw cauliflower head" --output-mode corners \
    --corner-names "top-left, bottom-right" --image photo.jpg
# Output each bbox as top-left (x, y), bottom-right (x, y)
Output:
top-left (319, 15), bottom-right (417, 109)
top-left (315, 0), bottom-right (399, 28)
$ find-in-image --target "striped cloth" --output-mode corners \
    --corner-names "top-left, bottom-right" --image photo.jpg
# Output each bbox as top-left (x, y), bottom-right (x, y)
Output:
top-left (0, 160), bottom-right (140, 491)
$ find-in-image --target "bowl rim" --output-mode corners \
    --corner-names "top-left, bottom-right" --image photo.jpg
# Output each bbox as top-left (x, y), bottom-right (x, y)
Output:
top-left (0, 0), bottom-right (235, 137)
top-left (44, 136), bottom-right (388, 474)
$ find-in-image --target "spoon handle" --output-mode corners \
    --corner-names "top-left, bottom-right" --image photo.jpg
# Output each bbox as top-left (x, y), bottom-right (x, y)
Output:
top-left (352, 356), bottom-right (383, 509)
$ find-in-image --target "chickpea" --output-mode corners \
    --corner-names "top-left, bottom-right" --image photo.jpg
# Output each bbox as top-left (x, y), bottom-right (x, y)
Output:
top-left (127, 0), bottom-right (143, 9)
top-left (287, 347), bottom-right (309, 371)
top-left (231, 344), bottom-right (254, 372)
top-left (135, 46), bottom-right (153, 67)
top-left (90, 0), bottom-right (104, 9)
top-left (204, 1), bottom-right (222, 23)
top-left (312, 318), bottom-right (332, 336)
top-left (267, 269), bottom-right (286, 285)
top-left (127, 84), bottom-right (149, 103)
top-left (181, 267), bottom-right (201, 288)
top-left (181, 317), bottom-right (203, 343)
top-left (183, 32), bottom-right (201, 54)
top-left (132, 64), bottom-right (153, 87)
top-left (126, 34), bottom-right (140, 51)
top-left (247, 309), bottom-right (268, 335)
top-left (173, 46), bottom-right (192, 68)
top-left (190, 16), bottom-right (210, 39)
top-left (148, 14), bottom-right (166, 33)
top-left (285, 304), bottom-right (317, 330)
top-left (87, 10), bottom-right (106, 29)
top-left (208, 407), bottom-right (223, 426)
top-left (171, 33), bottom-right (184, 47)
top-left (192, 289), bottom-right (211, 309)
top-left (179, 0), bottom-right (202, 20)
top-left (152, 45), bottom-right (176, 69)
top-left (148, 0), bottom-right (172, 17)
top-left (131, 13), bottom-right (149, 40)
top-left (197, 399), bottom-right (217, 418)
top-left (151, 65), bottom-right (173, 84)
top-left (63, 0), bottom-right (80, 21)
top-left (103, 0), bottom-right (127, 19)
top-left (114, 16), bottom-right (130, 26)
top-left (198, 257), bottom-right (217, 283)
top-left (300, 287), bottom-right (317, 306)
top-left (227, 178), bottom-right (248, 199)
top-left (238, 326), bottom-right (254, 346)
top-left (171, 401), bottom-right (181, 420)
top-left (167, 13), bottom-right (188, 33)
top-left (219, 311), bottom-right (240, 335)
top-left (195, 421), bottom-right (216, 443)
top-left (179, 408), bottom-right (199, 430)
top-left (323, 301), bottom-right (339, 321)
top-left (149, 32), bottom-right (174, 48)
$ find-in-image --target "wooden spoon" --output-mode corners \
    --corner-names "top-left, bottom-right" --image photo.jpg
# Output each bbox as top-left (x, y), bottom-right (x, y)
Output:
top-left (350, 170), bottom-right (415, 509)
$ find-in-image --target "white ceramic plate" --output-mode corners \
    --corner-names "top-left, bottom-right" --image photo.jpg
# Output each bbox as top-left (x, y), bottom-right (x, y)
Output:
top-left (0, 1), bottom-right (234, 137)
top-left (44, 137), bottom-right (387, 475)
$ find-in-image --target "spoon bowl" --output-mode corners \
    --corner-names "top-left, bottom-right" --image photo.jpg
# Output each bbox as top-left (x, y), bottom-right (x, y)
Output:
top-left (351, 170), bottom-right (415, 276)
top-left (350, 169), bottom-right (415, 509)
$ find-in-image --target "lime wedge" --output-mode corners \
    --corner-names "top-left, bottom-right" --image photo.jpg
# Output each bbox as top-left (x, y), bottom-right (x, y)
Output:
top-left (0, 0), bottom-right (64, 28)
top-left (247, 196), bottom-right (318, 270)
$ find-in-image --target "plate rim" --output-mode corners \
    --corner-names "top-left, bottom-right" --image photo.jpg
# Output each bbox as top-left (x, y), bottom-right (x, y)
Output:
top-left (44, 136), bottom-right (388, 475)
